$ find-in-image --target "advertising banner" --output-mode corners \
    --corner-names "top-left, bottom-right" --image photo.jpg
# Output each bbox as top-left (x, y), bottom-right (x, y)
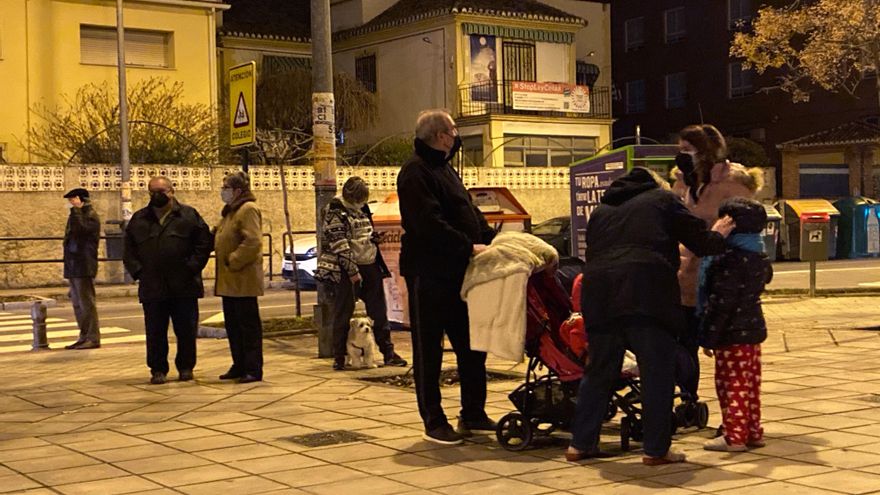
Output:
top-left (511, 81), bottom-right (590, 113)
top-left (569, 150), bottom-right (628, 257)
top-left (469, 35), bottom-right (497, 102)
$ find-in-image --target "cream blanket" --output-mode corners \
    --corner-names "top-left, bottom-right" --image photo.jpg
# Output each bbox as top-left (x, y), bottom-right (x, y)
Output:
top-left (461, 232), bottom-right (558, 361)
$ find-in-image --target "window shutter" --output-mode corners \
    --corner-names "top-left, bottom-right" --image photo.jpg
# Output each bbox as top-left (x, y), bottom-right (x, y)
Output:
top-left (80, 25), bottom-right (171, 68)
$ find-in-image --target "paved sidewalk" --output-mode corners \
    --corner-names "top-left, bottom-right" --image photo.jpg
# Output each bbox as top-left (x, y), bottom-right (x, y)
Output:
top-left (1, 295), bottom-right (880, 494)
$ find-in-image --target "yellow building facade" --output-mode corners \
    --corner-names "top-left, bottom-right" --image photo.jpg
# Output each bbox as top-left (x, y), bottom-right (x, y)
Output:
top-left (0, 0), bottom-right (226, 163)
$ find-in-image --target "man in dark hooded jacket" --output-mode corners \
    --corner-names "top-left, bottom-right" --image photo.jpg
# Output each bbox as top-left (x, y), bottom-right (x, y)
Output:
top-left (63, 188), bottom-right (102, 349)
top-left (566, 167), bottom-right (734, 465)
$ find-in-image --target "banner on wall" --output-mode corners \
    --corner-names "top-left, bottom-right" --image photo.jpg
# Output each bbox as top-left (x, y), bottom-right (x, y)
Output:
top-left (469, 34), bottom-right (497, 102)
top-left (511, 81), bottom-right (591, 113)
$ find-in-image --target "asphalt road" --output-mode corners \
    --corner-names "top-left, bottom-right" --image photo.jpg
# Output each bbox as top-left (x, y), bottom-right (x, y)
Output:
top-left (768, 257), bottom-right (880, 290)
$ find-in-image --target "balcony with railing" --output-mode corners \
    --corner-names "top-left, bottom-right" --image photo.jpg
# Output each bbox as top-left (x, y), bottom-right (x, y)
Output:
top-left (458, 81), bottom-right (612, 120)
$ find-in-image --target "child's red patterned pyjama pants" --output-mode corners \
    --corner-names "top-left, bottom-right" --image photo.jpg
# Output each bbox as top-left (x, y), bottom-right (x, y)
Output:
top-left (714, 344), bottom-right (762, 445)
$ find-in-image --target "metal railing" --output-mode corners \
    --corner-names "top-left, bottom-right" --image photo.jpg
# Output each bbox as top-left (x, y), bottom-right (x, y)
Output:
top-left (0, 233), bottom-right (275, 281)
top-left (459, 81), bottom-right (612, 120)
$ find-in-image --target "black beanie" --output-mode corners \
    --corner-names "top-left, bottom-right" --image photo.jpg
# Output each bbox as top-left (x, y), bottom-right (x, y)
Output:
top-left (718, 197), bottom-right (767, 234)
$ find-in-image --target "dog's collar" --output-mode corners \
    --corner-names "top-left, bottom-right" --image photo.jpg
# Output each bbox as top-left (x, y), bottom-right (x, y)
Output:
top-left (351, 343), bottom-right (365, 355)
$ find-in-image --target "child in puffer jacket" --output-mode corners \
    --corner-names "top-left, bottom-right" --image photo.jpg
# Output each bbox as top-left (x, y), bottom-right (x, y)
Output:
top-left (697, 197), bottom-right (773, 452)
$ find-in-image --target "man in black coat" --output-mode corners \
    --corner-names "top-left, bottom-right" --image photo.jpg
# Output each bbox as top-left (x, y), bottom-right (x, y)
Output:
top-left (397, 109), bottom-right (497, 445)
top-left (62, 188), bottom-right (102, 350)
top-left (566, 168), bottom-right (734, 465)
top-left (124, 177), bottom-right (213, 385)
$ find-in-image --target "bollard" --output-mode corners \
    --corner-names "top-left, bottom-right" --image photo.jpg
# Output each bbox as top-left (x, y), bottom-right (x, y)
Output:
top-left (31, 301), bottom-right (49, 351)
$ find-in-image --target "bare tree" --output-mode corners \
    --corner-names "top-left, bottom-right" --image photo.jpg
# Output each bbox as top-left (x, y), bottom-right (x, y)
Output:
top-left (25, 77), bottom-right (218, 164)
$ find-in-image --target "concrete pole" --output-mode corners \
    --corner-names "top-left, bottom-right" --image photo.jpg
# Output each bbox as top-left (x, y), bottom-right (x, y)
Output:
top-left (311, 0), bottom-right (337, 358)
top-left (116, 0), bottom-right (132, 223)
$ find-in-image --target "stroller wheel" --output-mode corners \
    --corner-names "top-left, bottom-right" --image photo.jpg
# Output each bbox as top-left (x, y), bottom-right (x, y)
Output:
top-left (696, 402), bottom-right (710, 429)
top-left (496, 412), bottom-right (533, 451)
top-left (605, 402), bottom-right (618, 421)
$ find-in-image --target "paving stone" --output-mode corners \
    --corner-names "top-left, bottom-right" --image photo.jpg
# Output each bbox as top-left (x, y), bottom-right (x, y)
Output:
top-left (194, 443), bottom-right (290, 463)
top-left (387, 464), bottom-right (499, 489)
top-left (4, 452), bottom-right (102, 473)
top-left (54, 475), bottom-right (161, 495)
top-left (788, 470), bottom-right (880, 494)
top-left (175, 475), bottom-right (287, 495)
top-left (112, 453), bottom-right (214, 474)
top-left (650, 466), bottom-right (770, 492)
top-left (344, 452), bottom-right (446, 475)
top-left (0, 473), bottom-right (42, 493)
top-left (89, 444), bottom-right (180, 463)
top-left (263, 464), bottom-right (368, 488)
top-left (716, 457), bottom-right (836, 480)
top-left (569, 480), bottom-right (702, 494)
top-left (142, 464), bottom-right (248, 487)
top-left (790, 448), bottom-right (880, 469)
top-left (433, 477), bottom-right (554, 495)
top-left (713, 481), bottom-right (833, 494)
top-left (227, 453), bottom-right (327, 474)
top-left (164, 434), bottom-right (254, 452)
top-left (301, 442), bottom-right (399, 463)
top-left (28, 463), bottom-right (130, 486)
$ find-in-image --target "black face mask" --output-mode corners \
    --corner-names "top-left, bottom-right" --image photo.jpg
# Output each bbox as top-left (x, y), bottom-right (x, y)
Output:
top-left (674, 152), bottom-right (698, 188)
top-left (445, 135), bottom-right (462, 162)
top-left (148, 192), bottom-right (170, 208)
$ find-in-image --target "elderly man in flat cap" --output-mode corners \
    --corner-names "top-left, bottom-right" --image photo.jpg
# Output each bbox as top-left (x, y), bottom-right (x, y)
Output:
top-left (62, 188), bottom-right (102, 349)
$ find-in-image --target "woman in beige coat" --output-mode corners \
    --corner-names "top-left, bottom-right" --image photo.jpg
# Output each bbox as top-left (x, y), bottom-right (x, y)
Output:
top-left (673, 124), bottom-right (763, 401)
top-left (215, 171), bottom-right (264, 383)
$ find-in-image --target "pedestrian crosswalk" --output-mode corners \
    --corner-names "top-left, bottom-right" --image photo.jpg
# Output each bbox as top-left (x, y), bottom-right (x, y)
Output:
top-left (0, 312), bottom-right (142, 353)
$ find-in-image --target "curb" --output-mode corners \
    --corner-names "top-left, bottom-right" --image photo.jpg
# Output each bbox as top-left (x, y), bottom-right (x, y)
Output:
top-left (766, 287), bottom-right (880, 297)
top-left (0, 297), bottom-right (57, 311)
top-left (197, 325), bottom-right (317, 340)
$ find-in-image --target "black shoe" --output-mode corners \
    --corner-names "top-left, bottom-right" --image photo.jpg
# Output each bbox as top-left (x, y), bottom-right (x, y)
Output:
top-left (238, 374), bottom-right (261, 384)
top-left (456, 416), bottom-right (498, 436)
top-left (384, 352), bottom-right (408, 367)
top-left (333, 358), bottom-right (346, 371)
top-left (65, 340), bottom-right (85, 350)
top-left (72, 340), bottom-right (100, 350)
top-left (219, 369), bottom-right (241, 380)
top-left (423, 423), bottom-right (464, 445)
top-left (150, 372), bottom-right (166, 385)
top-left (179, 370), bottom-right (194, 382)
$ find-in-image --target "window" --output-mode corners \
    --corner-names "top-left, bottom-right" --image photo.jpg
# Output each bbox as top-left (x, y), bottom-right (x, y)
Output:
top-left (503, 135), bottom-right (597, 167)
top-left (800, 164), bottom-right (849, 198)
top-left (576, 61), bottom-right (600, 87)
top-left (355, 54), bottom-right (377, 93)
top-left (624, 17), bottom-right (645, 52)
top-left (664, 8), bottom-right (686, 43)
top-left (728, 0), bottom-right (752, 29)
top-left (0, 143), bottom-right (6, 163)
top-left (625, 79), bottom-right (646, 114)
top-left (729, 62), bottom-right (755, 97)
top-left (262, 55), bottom-right (310, 76)
top-left (80, 25), bottom-right (172, 68)
top-left (460, 135), bottom-right (484, 166)
top-left (665, 72), bottom-right (687, 108)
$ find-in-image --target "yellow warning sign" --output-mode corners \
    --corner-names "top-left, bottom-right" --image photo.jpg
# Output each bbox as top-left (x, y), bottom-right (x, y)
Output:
top-left (229, 61), bottom-right (256, 148)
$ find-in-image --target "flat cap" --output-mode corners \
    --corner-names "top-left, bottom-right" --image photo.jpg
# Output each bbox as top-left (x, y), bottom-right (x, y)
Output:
top-left (63, 188), bottom-right (89, 199)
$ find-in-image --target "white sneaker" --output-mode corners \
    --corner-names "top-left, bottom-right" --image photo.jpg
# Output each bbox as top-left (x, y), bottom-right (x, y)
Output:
top-left (703, 436), bottom-right (747, 452)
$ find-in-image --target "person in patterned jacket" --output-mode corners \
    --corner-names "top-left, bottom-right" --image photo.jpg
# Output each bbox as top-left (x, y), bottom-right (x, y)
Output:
top-left (314, 176), bottom-right (407, 371)
top-left (698, 197), bottom-right (773, 452)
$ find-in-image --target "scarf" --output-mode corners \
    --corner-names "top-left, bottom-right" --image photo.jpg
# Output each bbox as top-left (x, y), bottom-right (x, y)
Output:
top-left (695, 233), bottom-right (764, 317)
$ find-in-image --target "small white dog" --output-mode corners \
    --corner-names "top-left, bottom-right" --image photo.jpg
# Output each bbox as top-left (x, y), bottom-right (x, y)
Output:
top-left (346, 317), bottom-right (380, 369)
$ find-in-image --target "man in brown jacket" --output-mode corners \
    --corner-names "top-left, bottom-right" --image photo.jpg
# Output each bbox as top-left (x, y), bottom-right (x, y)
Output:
top-left (214, 171), bottom-right (264, 383)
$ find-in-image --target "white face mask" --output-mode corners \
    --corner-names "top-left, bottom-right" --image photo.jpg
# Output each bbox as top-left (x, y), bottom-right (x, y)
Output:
top-left (220, 189), bottom-right (235, 204)
top-left (65, 203), bottom-right (74, 210)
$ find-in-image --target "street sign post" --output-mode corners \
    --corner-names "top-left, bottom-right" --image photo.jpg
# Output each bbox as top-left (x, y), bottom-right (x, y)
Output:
top-left (229, 62), bottom-right (256, 171)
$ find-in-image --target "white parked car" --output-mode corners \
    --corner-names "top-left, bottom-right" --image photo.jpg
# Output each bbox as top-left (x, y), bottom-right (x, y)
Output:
top-left (281, 235), bottom-right (318, 289)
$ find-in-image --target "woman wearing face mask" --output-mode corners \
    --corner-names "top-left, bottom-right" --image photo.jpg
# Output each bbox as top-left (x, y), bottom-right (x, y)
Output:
top-left (672, 124), bottom-right (763, 404)
top-left (314, 176), bottom-right (407, 371)
top-left (214, 171), bottom-right (265, 383)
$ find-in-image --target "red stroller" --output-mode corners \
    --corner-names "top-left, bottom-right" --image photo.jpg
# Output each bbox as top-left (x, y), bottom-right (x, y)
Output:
top-left (496, 270), bottom-right (708, 451)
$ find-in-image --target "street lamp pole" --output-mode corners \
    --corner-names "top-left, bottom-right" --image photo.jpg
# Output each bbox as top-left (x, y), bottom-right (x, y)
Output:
top-left (116, 0), bottom-right (132, 223)
top-left (310, 0), bottom-right (337, 358)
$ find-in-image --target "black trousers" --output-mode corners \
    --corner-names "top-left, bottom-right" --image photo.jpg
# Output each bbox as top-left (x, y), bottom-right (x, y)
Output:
top-left (222, 296), bottom-right (263, 378)
top-left (678, 306), bottom-right (700, 401)
top-left (329, 262), bottom-right (394, 360)
top-left (406, 275), bottom-right (488, 431)
top-left (69, 277), bottom-right (100, 343)
top-left (570, 320), bottom-right (676, 458)
top-left (143, 298), bottom-right (198, 375)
